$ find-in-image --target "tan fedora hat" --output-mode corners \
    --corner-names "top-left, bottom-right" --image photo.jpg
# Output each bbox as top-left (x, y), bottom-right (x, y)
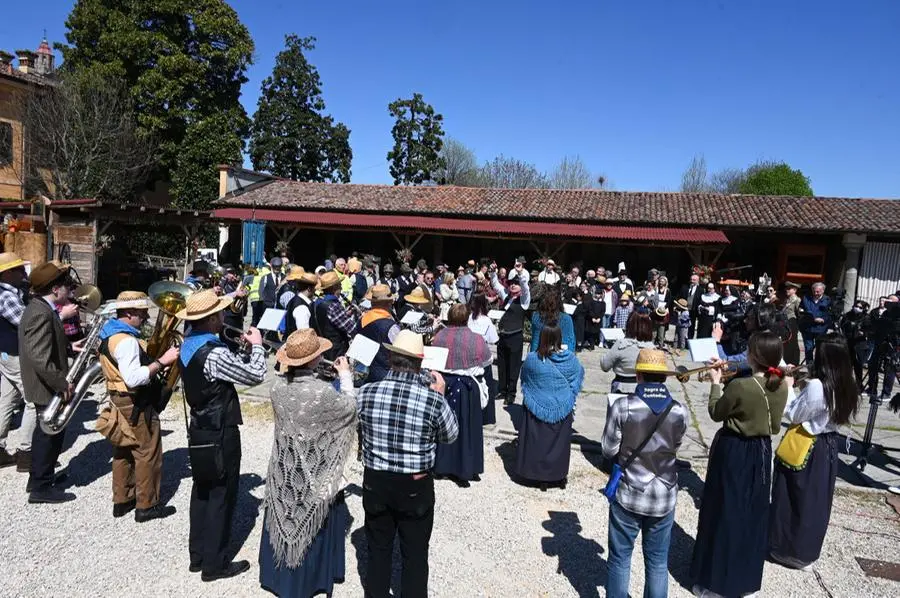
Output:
top-left (318, 271), bottom-right (341, 291)
top-left (285, 266), bottom-right (307, 281)
top-left (115, 290), bottom-right (151, 310)
top-left (0, 252), bottom-right (25, 274)
top-left (366, 283), bottom-right (393, 302)
top-left (276, 328), bottom-right (333, 367)
top-left (175, 289), bottom-right (233, 321)
top-left (382, 329), bottom-right (425, 359)
top-left (29, 261), bottom-right (70, 291)
top-left (404, 286), bottom-right (431, 305)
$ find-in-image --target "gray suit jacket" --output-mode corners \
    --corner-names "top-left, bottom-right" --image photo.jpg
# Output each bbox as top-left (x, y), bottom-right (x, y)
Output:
top-left (19, 298), bottom-right (69, 406)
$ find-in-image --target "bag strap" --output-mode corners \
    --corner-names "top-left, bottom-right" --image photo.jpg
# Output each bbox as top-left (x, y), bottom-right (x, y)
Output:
top-left (621, 400), bottom-right (675, 470)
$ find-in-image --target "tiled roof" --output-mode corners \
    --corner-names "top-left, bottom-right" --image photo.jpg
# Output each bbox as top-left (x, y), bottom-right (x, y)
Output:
top-left (215, 180), bottom-right (900, 235)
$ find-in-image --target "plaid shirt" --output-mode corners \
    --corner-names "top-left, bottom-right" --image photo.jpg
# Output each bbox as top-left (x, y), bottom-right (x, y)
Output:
top-left (601, 396), bottom-right (687, 517)
top-left (54, 304), bottom-right (83, 338)
top-left (613, 304), bottom-right (633, 329)
top-left (0, 282), bottom-right (25, 327)
top-left (319, 295), bottom-right (359, 338)
top-left (357, 370), bottom-right (459, 473)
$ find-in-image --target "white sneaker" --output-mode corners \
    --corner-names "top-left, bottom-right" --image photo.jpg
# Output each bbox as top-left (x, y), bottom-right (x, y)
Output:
top-left (888, 486), bottom-right (900, 496)
top-left (692, 585), bottom-right (725, 598)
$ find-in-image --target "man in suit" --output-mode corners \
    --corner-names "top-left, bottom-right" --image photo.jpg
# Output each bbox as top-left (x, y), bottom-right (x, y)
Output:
top-left (257, 256), bottom-right (283, 312)
top-left (678, 273), bottom-right (702, 339)
top-left (20, 262), bottom-right (78, 503)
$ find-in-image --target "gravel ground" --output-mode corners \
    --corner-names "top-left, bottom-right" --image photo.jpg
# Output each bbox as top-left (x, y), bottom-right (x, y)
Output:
top-left (1, 395), bottom-right (899, 598)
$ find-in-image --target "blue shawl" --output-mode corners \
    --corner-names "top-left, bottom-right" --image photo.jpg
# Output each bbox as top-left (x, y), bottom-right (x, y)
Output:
top-left (99, 319), bottom-right (141, 340)
top-left (521, 349), bottom-right (585, 423)
top-left (179, 331), bottom-right (224, 367)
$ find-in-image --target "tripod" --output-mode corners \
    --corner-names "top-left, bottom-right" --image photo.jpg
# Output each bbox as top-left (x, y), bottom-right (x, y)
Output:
top-left (850, 342), bottom-right (900, 471)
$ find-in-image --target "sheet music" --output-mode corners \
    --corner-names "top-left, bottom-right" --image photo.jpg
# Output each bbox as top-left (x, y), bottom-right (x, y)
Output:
top-left (257, 308), bottom-right (286, 331)
top-left (422, 346), bottom-right (449, 371)
top-left (562, 303), bottom-right (577, 315)
top-left (345, 335), bottom-right (381, 367)
top-left (601, 328), bottom-right (625, 342)
top-left (400, 311), bottom-right (423, 325)
top-left (487, 309), bottom-right (506, 321)
top-left (689, 338), bottom-right (719, 363)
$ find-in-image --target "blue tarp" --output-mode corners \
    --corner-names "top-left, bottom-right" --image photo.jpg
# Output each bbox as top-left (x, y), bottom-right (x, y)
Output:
top-left (242, 220), bottom-right (265, 266)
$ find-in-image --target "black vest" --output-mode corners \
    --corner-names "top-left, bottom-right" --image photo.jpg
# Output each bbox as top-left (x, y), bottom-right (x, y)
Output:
top-left (0, 313), bottom-right (18, 356)
top-left (283, 294), bottom-right (313, 337)
top-left (310, 298), bottom-right (349, 361)
top-left (275, 281), bottom-right (297, 309)
top-left (181, 343), bottom-right (242, 430)
top-left (360, 316), bottom-right (395, 383)
top-left (498, 297), bottom-right (526, 336)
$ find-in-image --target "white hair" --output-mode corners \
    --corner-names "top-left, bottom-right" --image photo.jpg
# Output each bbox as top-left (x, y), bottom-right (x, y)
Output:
top-left (812, 282), bottom-right (826, 290)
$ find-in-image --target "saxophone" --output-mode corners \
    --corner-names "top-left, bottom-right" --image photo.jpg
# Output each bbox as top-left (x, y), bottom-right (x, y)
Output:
top-left (39, 310), bottom-right (108, 435)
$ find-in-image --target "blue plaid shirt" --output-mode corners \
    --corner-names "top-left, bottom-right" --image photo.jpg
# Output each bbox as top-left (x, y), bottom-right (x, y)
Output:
top-left (357, 370), bottom-right (459, 473)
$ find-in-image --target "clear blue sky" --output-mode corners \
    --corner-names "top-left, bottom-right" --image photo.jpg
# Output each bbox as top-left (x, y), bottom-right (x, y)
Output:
top-left (3, 0), bottom-right (900, 198)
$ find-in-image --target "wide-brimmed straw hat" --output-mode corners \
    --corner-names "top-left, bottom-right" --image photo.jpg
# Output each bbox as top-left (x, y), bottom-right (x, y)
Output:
top-left (382, 329), bottom-right (425, 359)
top-left (404, 286), bottom-right (431, 305)
top-left (635, 348), bottom-right (677, 376)
top-left (366, 283), bottom-right (394, 303)
top-left (655, 306), bottom-right (669, 318)
top-left (115, 290), bottom-right (151, 310)
top-left (276, 328), bottom-right (332, 367)
top-left (175, 289), bottom-right (232, 321)
top-left (674, 298), bottom-right (689, 311)
top-left (318, 271), bottom-right (341, 291)
top-left (0, 252), bottom-right (25, 274)
top-left (347, 257), bottom-right (362, 273)
top-left (285, 266), bottom-right (307, 281)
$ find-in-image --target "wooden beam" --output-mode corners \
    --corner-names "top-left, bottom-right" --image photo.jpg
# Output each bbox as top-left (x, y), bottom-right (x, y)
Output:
top-left (284, 228), bottom-right (300, 244)
top-left (97, 221), bottom-right (113, 237)
top-left (408, 233), bottom-right (424, 251)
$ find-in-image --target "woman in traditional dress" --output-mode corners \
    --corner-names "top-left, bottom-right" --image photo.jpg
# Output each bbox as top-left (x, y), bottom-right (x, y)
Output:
top-left (259, 329), bottom-right (357, 598)
top-left (514, 322), bottom-right (585, 491)
top-left (769, 333), bottom-right (858, 571)
top-left (585, 287), bottom-right (605, 350)
top-left (431, 304), bottom-right (492, 486)
top-left (529, 289), bottom-right (576, 352)
top-left (467, 292), bottom-right (499, 426)
top-left (691, 331), bottom-right (790, 598)
top-left (570, 288), bottom-right (587, 352)
top-left (716, 284), bottom-right (742, 355)
top-left (696, 281), bottom-right (720, 338)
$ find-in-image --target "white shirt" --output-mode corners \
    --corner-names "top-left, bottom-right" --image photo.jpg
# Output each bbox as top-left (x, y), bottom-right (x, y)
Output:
top-left (113, 335), bottom-right (152, 388)
top-left (468, 314), bottom-right (499, 345)
top-left (538, 270), bottom-right (560, 285)
top-left (784, 378), bottom-right (837, 435)
top-left (292, 294), bottom-right (313, 330)
top-left (603, 292), bottom-right (614, 314)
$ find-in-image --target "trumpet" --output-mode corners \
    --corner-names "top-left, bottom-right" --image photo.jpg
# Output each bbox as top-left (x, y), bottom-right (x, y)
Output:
top-left (674, 362), bottom-right (737, 383)
top-left (220, 322), bottom-right (283, 351)
top-left (315, 357), bottom-right (370, 386)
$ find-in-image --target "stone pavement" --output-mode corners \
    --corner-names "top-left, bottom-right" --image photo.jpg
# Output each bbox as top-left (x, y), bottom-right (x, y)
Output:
top-left (239, 339), bottom-right (900, 491)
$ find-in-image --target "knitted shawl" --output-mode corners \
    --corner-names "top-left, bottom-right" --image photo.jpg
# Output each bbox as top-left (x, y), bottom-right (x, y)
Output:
top-left (520, 349), bottom-right (585, 423)
top-left (264, 372), bottom-right (357, 568)
top-left (431, 325), bottom-right (493, 370)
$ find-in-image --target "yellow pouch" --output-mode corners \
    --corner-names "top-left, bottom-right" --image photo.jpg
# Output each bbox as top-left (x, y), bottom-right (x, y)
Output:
top-left (775, 424), bottom-right (816, 470)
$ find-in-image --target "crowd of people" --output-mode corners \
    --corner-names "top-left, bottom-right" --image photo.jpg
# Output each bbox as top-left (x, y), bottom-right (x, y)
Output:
top-left (0, 246), bottom-right (897, 598)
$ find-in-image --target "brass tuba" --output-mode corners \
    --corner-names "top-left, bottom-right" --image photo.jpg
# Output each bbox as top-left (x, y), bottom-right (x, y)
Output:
top-left (147, 281), bottom-right (194, 393)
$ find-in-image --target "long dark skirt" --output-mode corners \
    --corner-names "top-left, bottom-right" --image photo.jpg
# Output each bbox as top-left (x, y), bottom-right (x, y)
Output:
top-left (784, 318), bottom-right (801, 366)
top-left (514, 409), bottom-right (573, 483)
top-left (697, 314), bottom-right (715, 338)
top-left (482, 366), bottom-right (497, 426)
top-left (690, 428), bottom-right (772, 596)
top-left (769, 432), bottom-right (838, 568)
top-left (434, 374), bottom-right (484, 481)
top-left (259, 493), bottom-right (348, 597)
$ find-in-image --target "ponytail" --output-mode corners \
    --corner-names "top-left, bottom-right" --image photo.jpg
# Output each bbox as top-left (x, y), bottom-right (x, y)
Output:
top-left (763, 365), bottom-right (784, 392)
top-left (748, 331), bottom-right (785, 392)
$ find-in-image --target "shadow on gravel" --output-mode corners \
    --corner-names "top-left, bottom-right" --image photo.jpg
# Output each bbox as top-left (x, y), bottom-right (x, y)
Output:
top-left (61, 397), bottom-right (101, 453)
top-left (494, 440), bottom-right (519, 482)
top-left (677, 467), bottom-right (705, 510)
top-left (229, 472), bottom-right (264, 561)
top-left (350, 515), bottom-right (402, 597)
top-left (503, 403), bottom-right (525, 432)
top-left (65, 438), bottom-right (111, 488)
top-left (159, 447), bottom-right (191, 505)
top-left (541, 510), bottom-right (606, 597)
top-left (668, 521), bottom-right (696, 591)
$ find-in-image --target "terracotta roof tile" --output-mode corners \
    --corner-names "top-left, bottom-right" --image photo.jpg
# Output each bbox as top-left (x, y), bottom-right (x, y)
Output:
top-left (215, 181), bottom-right (900, 235)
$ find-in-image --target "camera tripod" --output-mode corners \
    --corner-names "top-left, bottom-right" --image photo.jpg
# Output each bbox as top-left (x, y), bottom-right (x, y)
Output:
top-left (850, 342), bottom-right (900, 471)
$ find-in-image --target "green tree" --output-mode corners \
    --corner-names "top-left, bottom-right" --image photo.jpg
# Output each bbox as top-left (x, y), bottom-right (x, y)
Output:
top-left (739, 162), bottom-right (814, 196)
top-left (58, 0), bottom-right (254, 207)
top-left (387, 93), bottom-right (445, 185)
top-left (249, 35), bottom-right (352, 182)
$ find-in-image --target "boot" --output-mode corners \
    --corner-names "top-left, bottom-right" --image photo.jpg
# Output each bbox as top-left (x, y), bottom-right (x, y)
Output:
top-left (113, 499), bottom-right (136, 518)
top-left (201, 560), bottom-right (250, 582)
top-left (0, 449), bottom-right (15, 468)
top-left (16, 450), bottom-right (31, 473)
top-left (134, 504), bottom-right (177, 523)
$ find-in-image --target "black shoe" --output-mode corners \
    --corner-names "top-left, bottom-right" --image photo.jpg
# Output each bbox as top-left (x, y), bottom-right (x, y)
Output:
top-left (134, 504), bottom-right (177, 523)
top-left (0, 449), bottom-right (15, 468)
top-left (504, 394), bottom-right (515, 406)
top-left (201, 560), bottom-right (250, 582)
top-left (189, 563), bottom-right (202, 573)
top-left (28, 489), bottom-right (76, 504)
top-left (113, 499), bottom-right (136, 518)
top-left (15, 450), bottom-right (31, 473)
top-left (25, 471), bottom-right (67, 493)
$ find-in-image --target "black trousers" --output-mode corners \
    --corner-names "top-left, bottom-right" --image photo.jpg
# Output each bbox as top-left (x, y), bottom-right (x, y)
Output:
top-left (189, 426), bottom-right (241, 574)
top-left (688, 316), bottom-right (697, 340)
top-left (362, 468), bottom-right (435, 598)
top-left (250, 301), bottom-right (265, 327)
top-left (29, 405), bottom-right (66, 493)
top-left (497, 333), bottom-right (524, 398)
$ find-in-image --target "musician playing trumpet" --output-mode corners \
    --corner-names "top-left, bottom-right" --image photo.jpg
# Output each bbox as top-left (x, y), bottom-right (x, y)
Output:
top-left (311, 271), bottom-right (358, 361)
top-left (97, 291), bottom-right (180, 522)
top-left (218, 265), bottom-right (248, 352)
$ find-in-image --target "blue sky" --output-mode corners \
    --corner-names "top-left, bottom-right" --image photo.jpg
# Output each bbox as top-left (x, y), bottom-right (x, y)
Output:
top-left (3, 0), bottom-right (900, 198)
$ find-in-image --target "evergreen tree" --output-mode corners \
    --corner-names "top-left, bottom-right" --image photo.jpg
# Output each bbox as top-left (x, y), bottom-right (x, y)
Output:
top-left (387, 93), bottom-right (445, 185)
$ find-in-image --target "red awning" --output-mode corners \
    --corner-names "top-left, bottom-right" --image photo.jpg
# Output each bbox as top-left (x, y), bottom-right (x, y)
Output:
top-left (212, 208), bottom-right (729, 244)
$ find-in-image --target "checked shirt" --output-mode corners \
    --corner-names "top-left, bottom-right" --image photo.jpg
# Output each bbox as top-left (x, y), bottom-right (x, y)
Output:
top-left (357, 370), bottom-right (459, 474)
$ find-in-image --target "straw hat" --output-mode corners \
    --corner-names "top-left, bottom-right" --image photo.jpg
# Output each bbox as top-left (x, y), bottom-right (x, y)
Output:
top-left (655, 305), bottom-right (669, 318)
top-left (175, 289), bottom-right (233, 321)
top-left (285, 266), bottom-right (307, 281)
top-left (115, 290), bottom-right (151, 310)
top-left (0, 252), bottom-right (25, 274)
top-left (318, 271), bottom-right (341, 291)
top-left (674, 298), bottom-right (689, 311)
top-left (366, 284), bottom-right (393, 303)
top-left (29, 261), bottom-right (70, 291)
top-left (404, 286), bottom-right (431, 305)
top-left (635, 348), bottom-right (677, 376)
top-left (597, 275), bottom-right (607, 284)
top-left (276, 328), bottom-right (332, 367)
top-left (347, 257), bottom-right (362, 273)
top-left (382, 329), bottom-right (425, 359)
top-left (545, 259), bottom-right (556, 267)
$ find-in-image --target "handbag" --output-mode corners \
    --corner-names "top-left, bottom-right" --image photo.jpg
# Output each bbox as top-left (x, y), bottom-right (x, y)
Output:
top-left (182, 395), bottom-right (226, 484)
top-left (775, 424), bottom-right (817, 470)
top-left (603, 401), bottom-right (674, 502)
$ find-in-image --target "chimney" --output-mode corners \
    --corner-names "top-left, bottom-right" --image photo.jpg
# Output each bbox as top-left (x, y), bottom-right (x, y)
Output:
top-left (34, 37), bottom-right (54, 75)
top-left (15, 50), bottom-right (36, 74)
top-left (0, 51), bottom-right (13, 74)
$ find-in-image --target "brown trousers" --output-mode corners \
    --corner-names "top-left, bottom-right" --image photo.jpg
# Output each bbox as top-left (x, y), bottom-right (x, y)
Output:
top-left (110, 395), bottom-right (162, 509)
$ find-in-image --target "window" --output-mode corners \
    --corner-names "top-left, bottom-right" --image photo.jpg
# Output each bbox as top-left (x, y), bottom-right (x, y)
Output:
top-left (0, 121), bottom-right (12, 167)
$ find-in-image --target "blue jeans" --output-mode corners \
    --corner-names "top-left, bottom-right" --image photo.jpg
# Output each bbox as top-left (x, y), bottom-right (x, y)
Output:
top-left (607, 501), bottom-right (674, 598)
top-left (602, 314), bottom-right (612, 329)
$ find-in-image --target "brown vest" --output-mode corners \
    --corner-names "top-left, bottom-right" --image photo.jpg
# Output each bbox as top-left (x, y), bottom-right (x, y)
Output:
top-left (99, 333), bottom-right (149, 395)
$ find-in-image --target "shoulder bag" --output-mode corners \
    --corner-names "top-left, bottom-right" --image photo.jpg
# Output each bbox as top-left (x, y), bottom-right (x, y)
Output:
top-left (603, 401), bottom-right (675, 502)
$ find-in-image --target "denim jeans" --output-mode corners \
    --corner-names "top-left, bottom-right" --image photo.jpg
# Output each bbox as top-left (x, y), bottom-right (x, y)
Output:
top-left (606, 501), bottom-right (674, 598)
top-left (0, 355), bottom-right (34, 452)
top-left (602, 314), bottom-right (612, 329)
